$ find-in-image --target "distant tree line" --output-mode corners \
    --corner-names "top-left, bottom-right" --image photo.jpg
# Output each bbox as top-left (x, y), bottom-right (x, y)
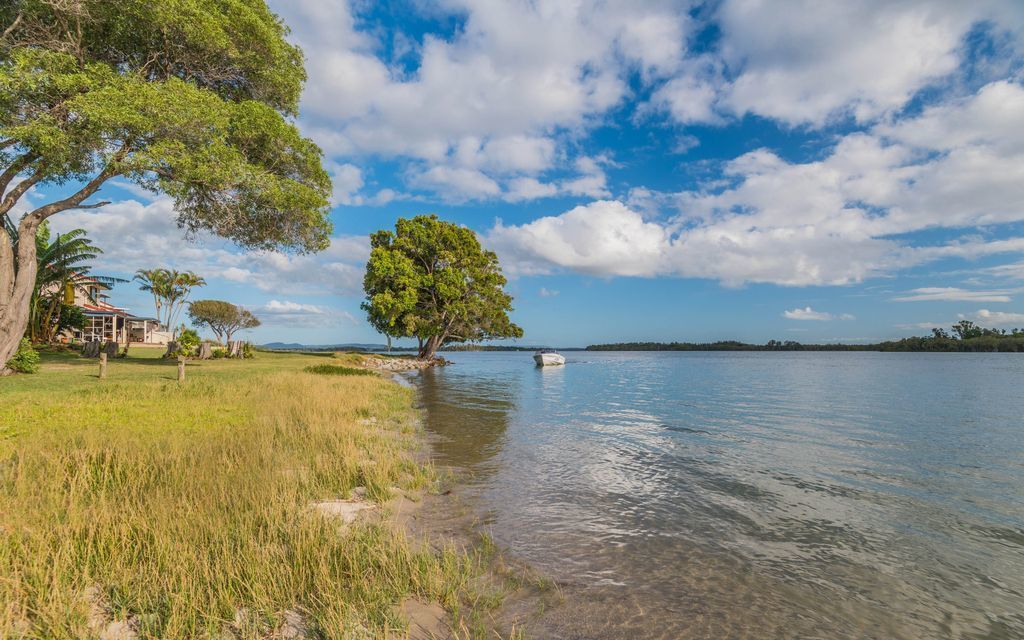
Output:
top-left (876, 321), bottom-right (1024, 352)
top-left (586, 340), bottom-right (872, 352)
top-left (587, 321), bottom-right (1024, 353)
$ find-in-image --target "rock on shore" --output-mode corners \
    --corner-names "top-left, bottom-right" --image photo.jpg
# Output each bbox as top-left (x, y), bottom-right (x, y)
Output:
top-left (360, 356), bottom-right (448, 371)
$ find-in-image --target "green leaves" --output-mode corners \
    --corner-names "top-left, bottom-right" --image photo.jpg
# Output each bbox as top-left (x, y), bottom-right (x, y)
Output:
top-left (362, 215), bottom-right (523, 358)
top-left (3, 0), bottom-right (305, 113)
top-left (0, 0), bottom-right (331, 252)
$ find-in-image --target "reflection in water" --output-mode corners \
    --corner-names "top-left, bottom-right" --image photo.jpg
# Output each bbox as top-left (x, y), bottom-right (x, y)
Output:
top-left (413, 352), bottom-right (1024, 639)
top-left (415, 365), bottom-right (516, 478)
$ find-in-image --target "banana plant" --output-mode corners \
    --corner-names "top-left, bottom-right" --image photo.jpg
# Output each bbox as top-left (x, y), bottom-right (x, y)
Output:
top-left (4, 214), bottom-right (125, 343)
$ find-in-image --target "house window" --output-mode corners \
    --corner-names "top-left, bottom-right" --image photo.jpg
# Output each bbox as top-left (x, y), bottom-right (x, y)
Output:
top-left (83, 316), bottom-right (110, 341)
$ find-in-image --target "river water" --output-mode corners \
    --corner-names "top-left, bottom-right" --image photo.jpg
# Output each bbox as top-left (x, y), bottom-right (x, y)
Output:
top-left (410, 351), bottom-right (1024, 639)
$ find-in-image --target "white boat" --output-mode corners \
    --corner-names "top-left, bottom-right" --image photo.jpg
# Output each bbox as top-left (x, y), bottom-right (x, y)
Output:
top-left (533, 350), bottom-right (566, 366)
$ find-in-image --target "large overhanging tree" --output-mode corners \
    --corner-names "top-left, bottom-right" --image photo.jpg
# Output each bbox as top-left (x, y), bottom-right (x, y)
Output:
top-left (362, 215), bottom-right (524, 360)
top-left (0, 0), bottom-right (331, 372)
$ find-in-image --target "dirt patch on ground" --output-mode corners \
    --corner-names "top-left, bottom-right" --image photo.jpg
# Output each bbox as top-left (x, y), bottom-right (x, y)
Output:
top-left (400, 598), bottom-right (452, 640)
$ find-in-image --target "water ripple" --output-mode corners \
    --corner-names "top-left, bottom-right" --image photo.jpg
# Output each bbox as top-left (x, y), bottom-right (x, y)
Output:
top-left (417, 351), bottom-right (1024, 639)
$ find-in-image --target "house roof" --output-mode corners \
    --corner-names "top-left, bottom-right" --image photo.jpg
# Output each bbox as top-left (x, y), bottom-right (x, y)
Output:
top-left (80, 303), bottom-right (154, 321)
top-left (80, 306), bottom-right (160, 323)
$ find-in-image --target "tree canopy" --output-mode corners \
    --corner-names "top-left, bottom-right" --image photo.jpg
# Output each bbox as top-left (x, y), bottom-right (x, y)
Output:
top-left (362, 215), bottom-right (523, 360)
top-left (187, 299), bottom-right (260, 344)
top-left (0, 0), bottom-right (331, 371)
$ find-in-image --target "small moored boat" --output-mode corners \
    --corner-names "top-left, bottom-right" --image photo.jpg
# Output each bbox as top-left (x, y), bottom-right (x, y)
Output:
top-left (533, 349), bottom-right (566, 367)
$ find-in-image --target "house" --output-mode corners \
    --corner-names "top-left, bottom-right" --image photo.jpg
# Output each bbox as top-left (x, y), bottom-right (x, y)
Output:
top-left (62, 276), bottom-right (172, 346)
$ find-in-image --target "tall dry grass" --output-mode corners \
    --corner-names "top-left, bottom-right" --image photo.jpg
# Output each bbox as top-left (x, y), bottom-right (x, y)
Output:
top-left (0, 351), bottom-right (483, 638)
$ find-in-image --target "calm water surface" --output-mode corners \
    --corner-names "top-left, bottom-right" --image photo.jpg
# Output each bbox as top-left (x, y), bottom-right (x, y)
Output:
top-left (411, 352), bottom-right (1024, 639)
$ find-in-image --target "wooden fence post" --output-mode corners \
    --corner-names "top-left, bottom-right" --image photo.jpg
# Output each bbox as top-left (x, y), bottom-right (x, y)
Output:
top-left (99, 352), bottom-right (107, 379)
top-left (177, 355), bottom-right (186, 382)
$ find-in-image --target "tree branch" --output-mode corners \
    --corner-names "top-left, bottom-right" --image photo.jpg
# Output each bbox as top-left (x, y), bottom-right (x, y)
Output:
top-left (0, 153), bottom-right (40, 205)
top-left (0, 170), bottom-right (43, 218)
top-left (1, 12), bottom-right (23, 40)
top-left (20, 146), bottom-right (129, 230)
top-left (77, 200), bottom-right (111, 209)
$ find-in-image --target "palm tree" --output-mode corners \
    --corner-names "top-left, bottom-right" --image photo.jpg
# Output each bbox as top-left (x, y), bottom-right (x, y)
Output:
top-left (135, 268), bottom-right (206, 336)
top-left (165, 270), bottom-right (206, 334)
top-left (134, 268), bottom-right (171, 326)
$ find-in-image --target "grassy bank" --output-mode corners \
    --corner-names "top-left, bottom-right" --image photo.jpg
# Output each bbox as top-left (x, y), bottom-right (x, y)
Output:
top-left (0, 349), bottom-right (498, 638)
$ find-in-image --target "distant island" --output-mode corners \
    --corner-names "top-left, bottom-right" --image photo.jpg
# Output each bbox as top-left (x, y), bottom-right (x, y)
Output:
top-left (587, 322), bottom-right (1024, 353)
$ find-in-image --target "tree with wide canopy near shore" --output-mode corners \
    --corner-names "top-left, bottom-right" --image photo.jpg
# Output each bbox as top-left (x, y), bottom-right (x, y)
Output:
top-left (362, 215), bottom-right (524, 360)
top-left (0, 0), bottom-right (332, 373)
top-left (188, 299), bottom-right (260, 344)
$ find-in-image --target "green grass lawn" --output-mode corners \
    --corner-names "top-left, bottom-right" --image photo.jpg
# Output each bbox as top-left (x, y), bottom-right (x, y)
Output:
top-left (0, 349), bottom-right (494, 638)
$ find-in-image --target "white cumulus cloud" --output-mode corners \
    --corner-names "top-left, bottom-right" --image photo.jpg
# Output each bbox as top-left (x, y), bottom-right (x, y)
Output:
top-left (970, 309), bottom-right (1024, 326)
top-left (255, 300), bottom-right (357, 327)
top-left (783, 307), bottom-right (854, 321)
top-left (892, 287), bottom-right (1014, 302)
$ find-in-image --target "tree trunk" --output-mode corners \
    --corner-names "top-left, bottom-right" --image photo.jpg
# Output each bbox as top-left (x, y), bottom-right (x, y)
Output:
top-left (418, 335), bottom-right (443, 360)
top-left (0, 152), bottom-right (121, 371)
top-left (82, 340), bottom-right (101, 358)
top-left (0, 224), bottom-right (40, 374)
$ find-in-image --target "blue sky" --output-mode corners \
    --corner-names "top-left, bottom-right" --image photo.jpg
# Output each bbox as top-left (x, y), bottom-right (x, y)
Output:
top-left (30, 0), bottom-right (1024, 346)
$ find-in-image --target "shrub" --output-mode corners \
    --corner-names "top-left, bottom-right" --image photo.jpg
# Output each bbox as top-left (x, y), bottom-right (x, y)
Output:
top-left (8, 338), bottom-right (41, 374)
top-left (304, 364), bottom-right (376, 377)
top-left (211, 347), bottom-right (228, 359)
top-left (175, 329), bottom-right (201, 357)
top-left (242, 342), bottom-right (255, 359)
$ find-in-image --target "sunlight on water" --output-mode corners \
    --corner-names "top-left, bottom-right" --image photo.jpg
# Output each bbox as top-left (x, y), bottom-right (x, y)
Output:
top-left (413, 352), bottom-right (1024, 639)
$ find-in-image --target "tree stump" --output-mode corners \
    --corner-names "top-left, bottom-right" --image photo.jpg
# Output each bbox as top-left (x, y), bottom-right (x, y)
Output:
top-left (197, 343), bottom-right (213, 360)
top-left (104, 342), bottom-right (119, 358)
top-left (99, 352), bottom-right (107, 379)
top-left (82, 341), bottom-right (101, 358)
top-left (164, 341), bottom-right (178, 358)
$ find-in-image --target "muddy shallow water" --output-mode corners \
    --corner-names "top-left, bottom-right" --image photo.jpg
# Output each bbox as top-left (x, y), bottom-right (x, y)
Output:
top-left (409, 351), bottom-right (1024, 639)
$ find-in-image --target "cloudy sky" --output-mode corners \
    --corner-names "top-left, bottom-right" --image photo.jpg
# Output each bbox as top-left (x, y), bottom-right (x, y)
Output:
top-left (42, 0), bottom-right (1024, 345)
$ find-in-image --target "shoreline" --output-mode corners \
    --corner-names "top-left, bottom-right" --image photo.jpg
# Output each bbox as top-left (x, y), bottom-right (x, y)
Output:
top-left (396, 367), bottom-right (565, 638)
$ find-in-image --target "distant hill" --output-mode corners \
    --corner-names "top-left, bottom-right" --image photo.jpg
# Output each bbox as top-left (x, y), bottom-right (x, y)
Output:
top-left (260, 342), bottom-right (401, 352)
